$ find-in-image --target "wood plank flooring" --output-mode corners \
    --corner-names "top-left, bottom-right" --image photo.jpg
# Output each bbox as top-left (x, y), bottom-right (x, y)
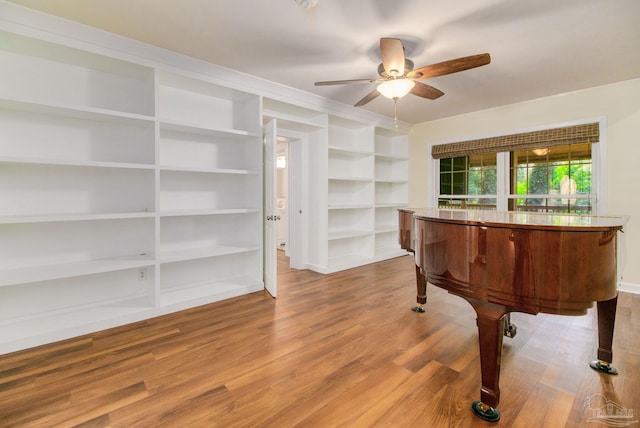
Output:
top-left (1, 252), bottom-right (639, 427)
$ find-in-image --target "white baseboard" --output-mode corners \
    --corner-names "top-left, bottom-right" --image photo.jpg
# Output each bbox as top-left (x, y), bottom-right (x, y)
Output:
top-left (619, 281), bottom-right (640, 295)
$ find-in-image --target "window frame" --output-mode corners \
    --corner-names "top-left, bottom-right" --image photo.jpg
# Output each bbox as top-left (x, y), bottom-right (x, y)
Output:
top-left (428, 118), bottom-right (608, 214)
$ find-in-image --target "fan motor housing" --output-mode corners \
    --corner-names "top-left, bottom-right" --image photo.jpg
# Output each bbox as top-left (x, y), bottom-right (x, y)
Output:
top-left (378, 59), bottom-right (414, 78)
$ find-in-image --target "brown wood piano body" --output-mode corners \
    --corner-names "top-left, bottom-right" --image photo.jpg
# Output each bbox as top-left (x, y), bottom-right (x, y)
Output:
top-left (399, 208), bottom-right (627, 421)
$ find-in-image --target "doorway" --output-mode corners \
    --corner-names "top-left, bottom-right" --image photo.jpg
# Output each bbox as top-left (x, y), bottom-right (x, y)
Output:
top-left (264, 119), bottom-right (308, 297)
top-left (274, 133), bottom-right (304, 271)
top-left (276, 139), bottom-right (288, 254)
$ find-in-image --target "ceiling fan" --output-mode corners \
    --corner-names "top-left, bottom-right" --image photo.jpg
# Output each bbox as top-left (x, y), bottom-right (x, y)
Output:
top-left (315, 38), bottom-right (491, 107)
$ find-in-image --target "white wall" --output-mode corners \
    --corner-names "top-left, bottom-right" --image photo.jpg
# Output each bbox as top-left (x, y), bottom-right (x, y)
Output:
top-left (409, 78), bottom-right (640, 289)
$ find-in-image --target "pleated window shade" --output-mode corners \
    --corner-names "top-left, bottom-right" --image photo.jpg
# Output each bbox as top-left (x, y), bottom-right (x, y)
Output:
top-left (431, 123), bottom-right (599, 159)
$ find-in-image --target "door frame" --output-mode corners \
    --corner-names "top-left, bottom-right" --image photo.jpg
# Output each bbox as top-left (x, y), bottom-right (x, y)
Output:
top-left (274, 128), bottom-right (307, 270)
top-left (263, 119), bottom-right (277, 297)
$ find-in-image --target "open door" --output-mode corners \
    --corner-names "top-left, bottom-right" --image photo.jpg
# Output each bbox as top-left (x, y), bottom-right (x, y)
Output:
top-left (263, 119), bottom-right (277, 297)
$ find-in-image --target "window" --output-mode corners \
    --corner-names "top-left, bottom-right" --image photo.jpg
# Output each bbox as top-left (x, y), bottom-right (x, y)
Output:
top-left (509, 143), bottom-right (592, 213)
top-left (432, 122), bottom-right (602, 214)
top-left (439, 154), bottom-right (497, 210)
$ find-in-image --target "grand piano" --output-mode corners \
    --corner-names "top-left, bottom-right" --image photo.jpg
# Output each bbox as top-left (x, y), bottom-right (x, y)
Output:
top-left (399, 208), bottom-right (627, 422)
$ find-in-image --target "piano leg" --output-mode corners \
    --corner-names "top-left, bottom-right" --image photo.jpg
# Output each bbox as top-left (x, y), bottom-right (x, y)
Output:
top-left (468, 299), bottom-right (508, 422)
top-left (590, 295), bottom-right (619, 375)
top-left (411, 264), bottom-right (427, 313)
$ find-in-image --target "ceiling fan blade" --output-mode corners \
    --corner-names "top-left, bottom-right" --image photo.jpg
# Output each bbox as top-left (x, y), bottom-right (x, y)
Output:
top-left (354, 89), bottom-right (380, 107)
top-left (408, 53), bottom-right (491, 80)
top-left (411, 81), bottom-right (444, 100)
top-left (380, 38), bottom-right (405, 76)
top-left (314, 78), bottom-right (379, 86)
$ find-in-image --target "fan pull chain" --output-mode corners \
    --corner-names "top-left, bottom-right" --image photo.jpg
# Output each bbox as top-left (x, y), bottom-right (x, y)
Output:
top-left (394, 99), bottom-right (399, 133)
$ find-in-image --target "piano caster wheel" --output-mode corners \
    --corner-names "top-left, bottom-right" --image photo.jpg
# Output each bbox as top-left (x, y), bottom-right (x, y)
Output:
top-left (471, 401), bottom-right (500, 422)
top-left (590, 360), bottom-right (619, 375)
top-left (504, 323), bottom-right (517, 338)
top-left (411, 304), bottom-right (426, 313)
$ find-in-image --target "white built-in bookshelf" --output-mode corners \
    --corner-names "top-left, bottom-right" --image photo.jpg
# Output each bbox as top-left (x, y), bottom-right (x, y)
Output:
top-left (374, 128), bottom-right (409, 257)
top-left (326, 118), bottom-right (375, 271)
top-left (0, 29), bottom-right (262, 354)
top-left (317, 117), bottom-right (408, 273)
top-left (156, 71), bottom-right (263, 312)
top-left (0, 4), bottom-right (408, 354)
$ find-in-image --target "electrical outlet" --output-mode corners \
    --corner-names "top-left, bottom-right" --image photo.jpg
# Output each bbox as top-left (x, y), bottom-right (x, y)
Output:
top-left (138, 268), bottom-right (148, 281)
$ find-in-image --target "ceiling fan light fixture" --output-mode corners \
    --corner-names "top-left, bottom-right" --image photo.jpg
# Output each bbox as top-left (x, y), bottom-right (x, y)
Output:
top-left (377, 79), bottom-right (415, 100)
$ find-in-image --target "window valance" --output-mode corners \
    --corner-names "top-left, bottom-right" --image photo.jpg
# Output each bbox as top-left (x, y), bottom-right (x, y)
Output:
top-left (431, 122), bottom-right (599, 159)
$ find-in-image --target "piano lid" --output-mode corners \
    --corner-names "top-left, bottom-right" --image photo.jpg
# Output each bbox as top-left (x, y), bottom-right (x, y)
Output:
top-left (412, 208), bottom-right (628, 231)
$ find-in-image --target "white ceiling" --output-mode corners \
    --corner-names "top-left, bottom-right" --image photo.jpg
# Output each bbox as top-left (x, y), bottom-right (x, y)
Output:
top-left (8, 0), bottom-right (640, 124)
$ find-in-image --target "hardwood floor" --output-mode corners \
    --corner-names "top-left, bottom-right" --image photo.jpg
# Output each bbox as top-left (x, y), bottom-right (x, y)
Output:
top-left (1, 252), bottom-right (639, 427)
